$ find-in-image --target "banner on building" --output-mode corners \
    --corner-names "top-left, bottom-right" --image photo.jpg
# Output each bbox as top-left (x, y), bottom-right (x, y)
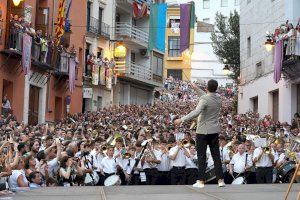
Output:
top-left (69, 57), bottom-right (76, 93)
top-left (99, 66), bottom-right (106, 85)
top-left (54, 0), bottom-right (66, 45)
top-left (22, 34), bottom-right (32, 75)
top-left (83, 88), bottom-right (93, 99)
top-left (106, 69), bottom-right (112, 90)
top-left (180, 2), bottom-right (195, 53)
top-left (92, 65), bottom-right (99, 85)
top-left (133, 1), bottom-right (148, 19)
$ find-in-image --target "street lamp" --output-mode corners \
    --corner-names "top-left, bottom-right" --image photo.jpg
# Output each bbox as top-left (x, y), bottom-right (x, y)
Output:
top-left (12, 0), bottom-right (22, 6)
top-left (114, 42), bottom-right (126, 58)
top-left (265, 31), bottom-right (275, 52)
top-left (223, 64), bottom-right (230, 75)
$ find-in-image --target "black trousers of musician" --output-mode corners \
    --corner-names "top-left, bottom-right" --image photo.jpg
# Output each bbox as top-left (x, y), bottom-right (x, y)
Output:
top-left (196, 133), bottom-right (224, 181)
top-left (144, 168), bottom-right (159, 185)
top-left (185, 168), bottom-right (199, 185)
top-left (157, 171), bottom-right (170, 185)
top-left (170, 167), bottom-right (186, 185)
top-left (96, 172), bottom-right (105, 186)
top-left (256, 167), bottom-right (273, 183)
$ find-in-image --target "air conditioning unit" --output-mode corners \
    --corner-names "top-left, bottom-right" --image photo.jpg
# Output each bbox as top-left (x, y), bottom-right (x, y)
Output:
top-left (140, 49), bottom-right (149, 57)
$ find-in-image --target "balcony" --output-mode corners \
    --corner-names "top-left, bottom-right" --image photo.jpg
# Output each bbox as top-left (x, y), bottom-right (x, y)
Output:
top-left (282, 56), bottom-right (300, 80)
top-left (116, 61), bottom-right (162, 87)
top-left (87, 17), bottom-right (110, 39)
top-left (115, 22), bottom-right (148, 48)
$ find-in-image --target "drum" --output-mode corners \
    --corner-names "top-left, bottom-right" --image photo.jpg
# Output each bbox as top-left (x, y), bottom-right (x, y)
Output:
top-left (84, 171), bottom-right (100, 186)
top-left (232, 177), bottom-right (244, 185)
top-left (277, 161), bottom-right (296, 183)
top-left (104, 175), bottom-right (121, 186)
top-left (205, 165), bottom-right (216, 183)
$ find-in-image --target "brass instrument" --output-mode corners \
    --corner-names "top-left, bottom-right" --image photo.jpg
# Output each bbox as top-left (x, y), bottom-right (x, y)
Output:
top-left (181, 139), bottom-right (191, 148)
top-left (189, 118), bottom-right (197, 130)
top-left (166, 144), bottom-right (174, 151)
top-left (101, 145), bottom-right (107, 151)
top-left (144, 142), bottom-right (158, 168)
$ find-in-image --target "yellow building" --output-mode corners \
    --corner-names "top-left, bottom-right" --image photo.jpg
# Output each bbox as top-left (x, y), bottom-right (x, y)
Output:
top-left (164, 6), bottom-right (194, 81)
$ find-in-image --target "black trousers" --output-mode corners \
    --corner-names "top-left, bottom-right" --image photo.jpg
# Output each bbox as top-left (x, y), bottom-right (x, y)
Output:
top-left (256, 167), bottom-right (273, 183)
top-left (157, 171), bottom-right (170, 185)
top-left (170, 167), bottom-right (186, 185)
top-left (144, 168), bottom-right (159, 185)
top-left (196, 133), bottom-right (224, 181)
top-left (185, 168), bottom-right (199, 185)
top-left (96, 172), bottom-right (105, 186)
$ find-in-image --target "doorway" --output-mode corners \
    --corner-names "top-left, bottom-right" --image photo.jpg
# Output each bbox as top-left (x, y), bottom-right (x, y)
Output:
top-left (272, 90), bottom-right (279, 122)
top-left (55, 96), bottom-right (63, 122)
top-left (28, 85), bottom-right (40, 125)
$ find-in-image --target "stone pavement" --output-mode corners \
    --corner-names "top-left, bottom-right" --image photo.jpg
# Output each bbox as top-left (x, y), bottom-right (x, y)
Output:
top-left (3, 184), bottom-right (300, 200)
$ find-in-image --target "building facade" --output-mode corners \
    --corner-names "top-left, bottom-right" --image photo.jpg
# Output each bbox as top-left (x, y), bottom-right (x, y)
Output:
top-left (112, 0), bottom-right (164, 105)
top-left (0, 0), bottom-right (85, 124)
top-left (191, 0), bottom-right (239, 86)
top-left (83, 0), bottom-right (113, 112)
top-left (238, 0), bottom-right (300, 123)
top-left (164, 6), bottom-right (193, 81)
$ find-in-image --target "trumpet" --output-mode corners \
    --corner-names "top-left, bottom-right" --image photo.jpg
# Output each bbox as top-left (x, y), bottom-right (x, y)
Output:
top-left (181, 139), bottom-right (191, 148)
top-left (166, 144), bottom-right (174, 151)
top-left (101, 145), bottom-right (107, 151)
top-left (263, 146), bottom-right (271, 154)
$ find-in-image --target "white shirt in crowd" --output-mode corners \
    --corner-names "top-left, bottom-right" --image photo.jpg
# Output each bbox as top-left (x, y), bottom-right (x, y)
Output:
top-left (143, 149), bottom-right (162, 170)
top-left (90, 150), bottom-right (105, 172)
top-left (47, 158), bottom-right (59, 178)
top-left (8, 170), bottom-right (28, 188)
top-left (169, 146), bottom-right (186, 167)
top-left (157, 152), bottom-right (171, 172)
top-left (100, 156), bottom-right (119, 174)
top-left (219, 147), bottom-right (230, 162)
top-left (253, 147), bottom-right (274, 167)
top-left (122, 157), bottom-right (136, 174)
top-left (230, 152), bottom-right (253, 173)
top-left (206, 147), bottom-right (214, 168)
top-left (185, 154), bottom-right (198, 169)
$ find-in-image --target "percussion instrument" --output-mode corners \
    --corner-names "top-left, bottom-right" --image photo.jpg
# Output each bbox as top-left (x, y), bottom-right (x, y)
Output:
top-left (84, 171), bottom-right (100, 186)
top-left (277, 161), bottom-right (296, 183)
top-left (232, 177), bottom-right (245, 184)
top-left (204, 165), bottom-right (216, 183)
top-left (104, 175), bottom-right (121, 186)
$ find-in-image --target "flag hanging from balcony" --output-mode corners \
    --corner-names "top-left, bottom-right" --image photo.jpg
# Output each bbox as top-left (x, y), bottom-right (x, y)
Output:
top-left (54, 0), bottom-right (66, 45)
top-left (22, 34), bottom-right (32, 75)
top-left (274, 40), bottom-right (283, 83)
top-left (133, 1), bottom-right (148, 19)
top-left (180, 2), bottom-right (195, 53)
top-left (69, 57), bottom-right (76, 93)
top-left (148, 3), bottom-right (167, 52)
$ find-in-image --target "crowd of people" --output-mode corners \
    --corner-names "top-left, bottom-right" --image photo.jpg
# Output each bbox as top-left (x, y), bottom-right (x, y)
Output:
top-left (0, 77), bottom-right (299, 195)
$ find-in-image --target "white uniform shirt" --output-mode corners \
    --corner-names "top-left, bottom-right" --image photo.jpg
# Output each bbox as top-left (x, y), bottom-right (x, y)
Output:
top-left (253, 147), bottom-right (273, 167)
top-left (185, 154), bottom-right (198, 169)
top-left (220, 147), bottom-right (230, 162)
top-left (230, 152), bottom-right (252, 173)
top-left (91, 149), bottom-right (105, 172)
top-left (47, 158), bottom-right (59, 178)
top-left (206, 147), bottom-right (214, 168)
top-left (169, 146), bottom-right (186, 167)
top-left (157, 152), bottom-right (171, 171)
top-left (122, 157), bottom-right (136, 174)
top-left (100, 156), bottom-right (119, 174)
top-left (143, 149), bottom-right (161, 169)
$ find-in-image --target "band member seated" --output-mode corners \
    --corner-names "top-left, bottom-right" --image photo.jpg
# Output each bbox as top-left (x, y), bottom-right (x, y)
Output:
top-left (168, 139), bottom-right (190, 185)
top-left (229, 144), bottom-right (253, 183)
top-left (185, 144), bottom-right (198, 185)
top-left (91, 138), bottom-right (105, 186)
top-left (219, 135), bottom-right (231, 183)
top-left (122, 147), bottom-right (136, 185)
top-left (253, 144), bottom-right (275, 183)
top-left (100, 146), bottom-right (122, 180)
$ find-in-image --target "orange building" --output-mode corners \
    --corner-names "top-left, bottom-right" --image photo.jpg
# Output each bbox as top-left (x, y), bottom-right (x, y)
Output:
top-left (0, 0), bottom-right (85, 124)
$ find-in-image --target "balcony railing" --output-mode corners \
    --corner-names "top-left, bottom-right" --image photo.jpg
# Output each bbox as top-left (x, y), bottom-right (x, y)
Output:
top-left (115, 22), bottom-right (148, 45)
top-left (127, 62), bottom-right (152, 80)
top-left (87, 16), bottom-right (110, 39)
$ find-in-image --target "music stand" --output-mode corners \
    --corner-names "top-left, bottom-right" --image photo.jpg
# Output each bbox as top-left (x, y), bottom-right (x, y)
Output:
top-left (284, 159), bottom-right (300, 200)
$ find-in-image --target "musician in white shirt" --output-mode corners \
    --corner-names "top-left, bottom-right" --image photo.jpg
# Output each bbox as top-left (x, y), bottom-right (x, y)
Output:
top-left (169, 140), bottom-right (190, 185)
top-left (100, 146), bottom-right (122, 179)
top-left (229, 144), bottom-right (252, 182)
top-left (157, 141), bottom-right (171, 185)
top-left (91, 140), bottom-right (105, 185)
top-left (185, 145), bottom-right (198, 185)
top-left (253, 146), bottom-right (275, 183)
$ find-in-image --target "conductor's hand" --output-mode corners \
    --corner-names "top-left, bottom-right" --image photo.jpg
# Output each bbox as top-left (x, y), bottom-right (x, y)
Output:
top-left (174, 119), bottom-right (182, 126)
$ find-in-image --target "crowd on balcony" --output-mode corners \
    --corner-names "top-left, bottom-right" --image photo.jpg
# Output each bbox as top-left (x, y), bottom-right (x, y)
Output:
top-left (0, 77), bottom-right (299, 194)
top-left (273, 18), bottom-right (300, 60)
top-left (8, 14), bottom-right (78, 74)
top-left (85, 53), bottom-right (117, 89)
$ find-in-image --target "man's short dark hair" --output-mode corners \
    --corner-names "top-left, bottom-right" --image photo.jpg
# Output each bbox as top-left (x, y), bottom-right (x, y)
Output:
top-left (29, 171), bottom-right (40, 183)
top-left (207, 79), bottom-right (218, 92)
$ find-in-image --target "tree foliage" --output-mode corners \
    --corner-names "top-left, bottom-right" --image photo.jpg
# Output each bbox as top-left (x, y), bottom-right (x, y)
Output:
top-left (211, 10), bottom-right (240, 83)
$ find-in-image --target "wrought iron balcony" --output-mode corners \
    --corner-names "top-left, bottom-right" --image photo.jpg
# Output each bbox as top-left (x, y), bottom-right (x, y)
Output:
top-left (87, 16), bottom-right (110, 39)
top-left (282, 56), bottom-right (300, 80)
top-left (115, 22), bottom-right (148, 46)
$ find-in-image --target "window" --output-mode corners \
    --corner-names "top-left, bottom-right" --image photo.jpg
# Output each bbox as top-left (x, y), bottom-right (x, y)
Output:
top-left (203, 0), bottom-right (210, 9)
top-left (153, 52), bottom-right (163, 77)
top-left (247, 37), bottom-right (251, 58)
top-left (251, 96), bottom-right (258, 113)
top-left (256, 61), bottom-right (263, 77)
top-left (221, 0), bottom-right (228, 7)
top-left (234, 0), bottom-right (239, 6)
top-left (197, 21), bottom-right (214, 32)
top-left (169, 17), bottom-right (180, 28)
top-left (168, 36), bottom-right (180, 57)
